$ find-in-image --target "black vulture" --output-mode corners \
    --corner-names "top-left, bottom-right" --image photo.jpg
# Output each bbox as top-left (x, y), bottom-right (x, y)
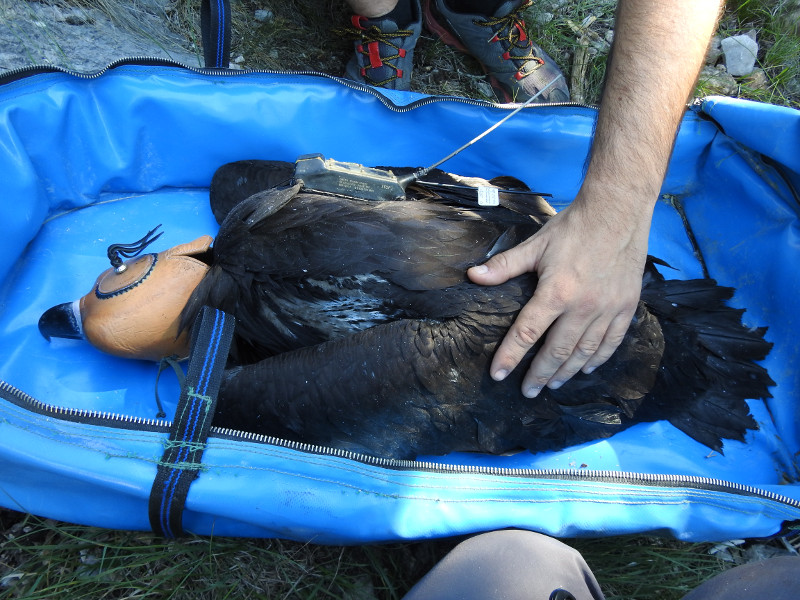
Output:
top-left (40, 160), bottom-right (774, 459)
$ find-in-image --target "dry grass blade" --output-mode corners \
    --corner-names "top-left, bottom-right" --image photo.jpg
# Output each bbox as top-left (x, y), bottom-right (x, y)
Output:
top-left (2, 509), bottom-right (766, 600)
top-left (1, 510), bottom-right (398, 599)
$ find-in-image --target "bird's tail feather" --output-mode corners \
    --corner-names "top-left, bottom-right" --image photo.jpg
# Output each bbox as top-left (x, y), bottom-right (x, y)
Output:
top-left (639, 277), bottom-right (773, 452)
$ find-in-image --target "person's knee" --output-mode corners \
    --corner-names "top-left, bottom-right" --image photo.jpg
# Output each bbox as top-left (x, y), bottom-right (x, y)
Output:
top-left (403, 530), bottom-right (604, 600)
top-left (458, 529), bottom-right (585, 565)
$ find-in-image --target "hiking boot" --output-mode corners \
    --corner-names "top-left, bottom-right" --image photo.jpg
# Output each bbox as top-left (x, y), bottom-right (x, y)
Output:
top-left (423, 0), bottom-right (570, 103)
top-left (344, 0), bottom-right (423, 91)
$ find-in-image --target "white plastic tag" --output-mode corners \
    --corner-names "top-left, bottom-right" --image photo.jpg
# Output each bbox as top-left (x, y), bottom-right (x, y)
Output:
top-left (478, 186), bottom-right (499, 206)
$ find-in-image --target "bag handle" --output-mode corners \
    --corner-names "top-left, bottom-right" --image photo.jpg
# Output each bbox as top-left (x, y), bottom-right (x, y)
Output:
top-left (201, 0), bottom-right (232, 69)
top-left (148, 306), bottom-right (235, 537)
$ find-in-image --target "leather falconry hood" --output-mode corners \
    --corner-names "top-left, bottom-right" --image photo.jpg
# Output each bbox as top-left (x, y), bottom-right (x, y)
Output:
top-left (38, 228), bottom-right (212, 362)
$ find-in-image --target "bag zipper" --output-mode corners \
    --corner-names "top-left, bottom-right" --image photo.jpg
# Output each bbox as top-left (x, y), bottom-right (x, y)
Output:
top-left (0, 56), bottom-right (596, 114)
top-left (2, 377), bottom-right (799, 511)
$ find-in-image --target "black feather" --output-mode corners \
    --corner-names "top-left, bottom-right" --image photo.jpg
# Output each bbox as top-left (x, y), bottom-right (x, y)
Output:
top-left (183, 160), bottom-right (774, 459)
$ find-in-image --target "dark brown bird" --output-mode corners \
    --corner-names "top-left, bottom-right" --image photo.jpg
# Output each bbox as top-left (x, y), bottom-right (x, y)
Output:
top-left (177, 160), bottom-right (774, 459)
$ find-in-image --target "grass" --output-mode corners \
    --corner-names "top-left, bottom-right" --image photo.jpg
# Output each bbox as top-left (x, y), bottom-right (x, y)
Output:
top-left (0, 510), bottom-right (457, 599)
top-left (8, 0), bottom-right (797, 106)
top-left (1, 509), bottom-right (743, 599)
top-left (220, 0), bottom-right (615, 101)
top-left (2, 1), bottom-right (798, 598)
top-left (198, 0), bottom-right (799, 107)
top-left (715, 0), bottom-right (800, 107)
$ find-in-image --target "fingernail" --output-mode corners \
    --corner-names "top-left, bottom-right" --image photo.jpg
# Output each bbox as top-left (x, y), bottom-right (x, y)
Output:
top-left (523, 386), bottom-right (541, 398)
top-left (548, 380), bottom-right (564, 390)
top-left (471, 264), bottom-right (489, 274)
top-left (583, 366), bottom-right (596, 374)
top-left (492, 369), bottom-right (509, 381)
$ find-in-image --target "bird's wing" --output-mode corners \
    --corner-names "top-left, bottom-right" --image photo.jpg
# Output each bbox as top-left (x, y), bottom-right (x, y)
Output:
top-left (209, 160), bottom-right (295, 224)
top-left (212, 278), bottom-right (537, 459)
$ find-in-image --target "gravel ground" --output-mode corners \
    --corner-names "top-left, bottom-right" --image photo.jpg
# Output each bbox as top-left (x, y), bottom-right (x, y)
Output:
top-left (0, 0), bottom-right (201, 74)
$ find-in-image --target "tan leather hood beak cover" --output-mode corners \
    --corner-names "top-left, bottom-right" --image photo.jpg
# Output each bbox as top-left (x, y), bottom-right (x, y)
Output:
top-left (79, 235), bottom-right (213, 361)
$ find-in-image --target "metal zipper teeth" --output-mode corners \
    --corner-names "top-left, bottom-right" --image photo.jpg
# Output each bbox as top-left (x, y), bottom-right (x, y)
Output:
top-left (0, 56), bottom-right (181, 83)
top-left (0, 379), bottom-right (170, 430)
top-left (2, 378), bottom-right (799, 509)
top-left (0, 57), bottom-right (597, 114)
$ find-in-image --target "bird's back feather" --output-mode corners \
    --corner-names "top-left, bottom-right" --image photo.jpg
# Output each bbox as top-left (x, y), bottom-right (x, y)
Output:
top-left (182, 161), bottom-right (774, 459)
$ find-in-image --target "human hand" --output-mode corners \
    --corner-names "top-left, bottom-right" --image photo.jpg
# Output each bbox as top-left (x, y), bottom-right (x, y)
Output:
top-left (468, 197), bottom-right (651, 398)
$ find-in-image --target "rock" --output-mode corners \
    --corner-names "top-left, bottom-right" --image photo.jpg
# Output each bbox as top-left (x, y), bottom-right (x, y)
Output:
top-left (705, 35), bottom-right (722, 65)
top-left (741, 68), bottom-right (769, 92)
top-left (721, 33), bottom-right (759, 77)
top-left (345, 576), bottom-right (377, 600)
top-left (0, 52), bottom-right (19, 67)
top-left (698, 65), bottom-right (738, 96)
top-left (741, 543), bottom-right (794, 563)
top-left (254, 9), bottom-right (274, 22)
top-left (777, 1), bottom-right (800, 36)
top-left (532, 11), bottom-right (554, 24)
top-left (0, 0), bottom-right (201, 74)
top-left (476, 81), bottom-right (494, 99)
top-left (784, 75), bottom-right (800, 98)
top-left (590, 36), bottom-right (611, 54)
top-left (54, 6), bottom-right (95, 26)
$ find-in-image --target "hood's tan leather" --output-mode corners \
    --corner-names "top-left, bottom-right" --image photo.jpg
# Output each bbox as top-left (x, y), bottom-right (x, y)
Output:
top-left (80, 235), bottom-right (213, 361)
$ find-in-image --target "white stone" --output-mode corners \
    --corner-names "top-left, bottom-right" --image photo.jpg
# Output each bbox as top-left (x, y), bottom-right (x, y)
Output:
top-left (721, 34), bottom-right (759, 77)
top-left (476, 81), bottom-right (494, 99)
top-left (254, 9), bottom-right (273, 22)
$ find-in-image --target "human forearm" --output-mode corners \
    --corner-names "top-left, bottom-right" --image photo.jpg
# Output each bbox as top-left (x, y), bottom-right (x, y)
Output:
top-left (469, 0), bottom-right (725, 396)
top-left (580, 0), bottom-right (724, 212)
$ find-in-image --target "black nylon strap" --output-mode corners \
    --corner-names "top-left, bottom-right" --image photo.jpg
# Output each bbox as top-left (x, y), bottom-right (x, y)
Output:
top-left (148, 307), bottom-right (235, 537)
top-left (201, 0), bottom-right (232, 69)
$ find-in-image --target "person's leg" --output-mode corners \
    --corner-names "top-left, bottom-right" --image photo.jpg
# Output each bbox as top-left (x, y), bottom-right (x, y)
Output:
top-left (403, 530), bottom-right (605, 600)
top-left (341, 0), bottom-right (567, 101)
top-left (347, 0), bottom-right (400, 18)
top-left (681, 555), bottom-right (800, 600)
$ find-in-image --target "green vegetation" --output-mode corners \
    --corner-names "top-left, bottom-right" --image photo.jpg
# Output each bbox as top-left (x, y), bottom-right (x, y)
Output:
top-left (209, 0), bottom-right (799, 106)
top-left (722, 0), bottom-right (800, 106)
top-left (32, 0), bottom-right (798, 106)
top-left (2, 509), bottom-right (742, 599)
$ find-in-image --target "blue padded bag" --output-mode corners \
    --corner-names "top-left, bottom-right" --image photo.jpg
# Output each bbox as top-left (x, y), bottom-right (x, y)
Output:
top-left (0, 57), bottom-right (799, 542)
